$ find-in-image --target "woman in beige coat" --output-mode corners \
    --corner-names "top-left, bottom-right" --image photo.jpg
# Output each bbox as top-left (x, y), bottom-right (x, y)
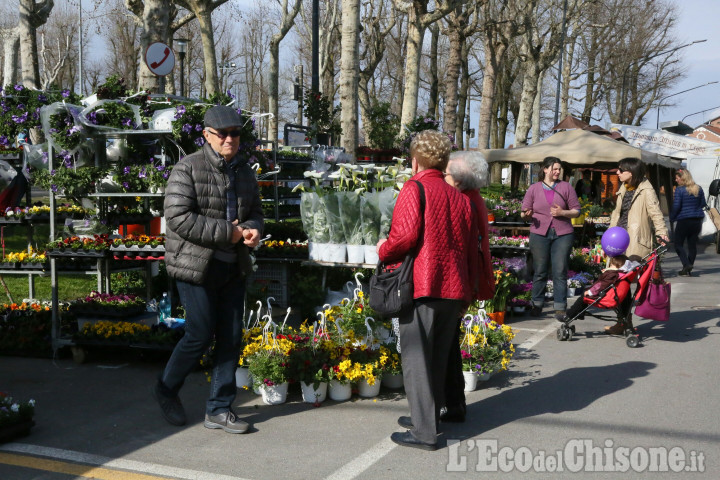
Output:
top-left (606, 157), bottom-right (669, 334)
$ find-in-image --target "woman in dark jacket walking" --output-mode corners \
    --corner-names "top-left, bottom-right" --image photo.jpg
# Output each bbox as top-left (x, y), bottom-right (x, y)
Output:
top-left (670, 168), bottom-right (707, 276)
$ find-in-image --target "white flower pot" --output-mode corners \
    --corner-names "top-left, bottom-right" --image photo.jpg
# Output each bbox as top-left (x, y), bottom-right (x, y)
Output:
top-left (477, 371), bottom-right (492, 382)
top-left (308, 242), bottom-right (327, 261)
top-left (260, 382), bottom-right (289, 405)
top-left (357, 378), bottom-right (382, 398)
top-left (346, 244), bottom-right (365, 264)
top-left (235, 367), bottom-right (252, 389)
top-left (324, 243), bottom-right (347, 263)
top-left (463, 371), bottom-right (479, 392)
top-left (301, 381), bottom-right (328, 403)
top-left (382, 373), bottom-right (404, 389)
top-left (328, 379), bottom-right (352, 401)
top-left (364, 245), bottom-right (379, 265)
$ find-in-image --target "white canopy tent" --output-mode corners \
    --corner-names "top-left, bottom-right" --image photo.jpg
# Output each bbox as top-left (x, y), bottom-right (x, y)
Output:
top-left (481, 129), bottom-right (679, 169)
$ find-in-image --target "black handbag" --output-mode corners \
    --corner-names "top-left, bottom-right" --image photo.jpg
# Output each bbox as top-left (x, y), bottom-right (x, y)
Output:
top-left (368, 180), bottom-right (425, 317)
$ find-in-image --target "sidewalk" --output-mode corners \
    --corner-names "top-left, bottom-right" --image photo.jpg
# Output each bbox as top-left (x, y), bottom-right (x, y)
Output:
top-left (1, 241), bottom-right (719, 479)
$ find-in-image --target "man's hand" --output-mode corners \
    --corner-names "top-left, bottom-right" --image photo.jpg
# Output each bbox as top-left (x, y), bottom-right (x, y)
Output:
top-left (243, 228), bottom-right (261, 248)
top-left (231, 220), bottom-right (244, 244)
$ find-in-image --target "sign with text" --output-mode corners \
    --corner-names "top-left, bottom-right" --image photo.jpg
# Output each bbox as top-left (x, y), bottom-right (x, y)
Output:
top-left (145, 42), bottom-right (175, 76)
top-left (609, 124), bottom-right (720, 159)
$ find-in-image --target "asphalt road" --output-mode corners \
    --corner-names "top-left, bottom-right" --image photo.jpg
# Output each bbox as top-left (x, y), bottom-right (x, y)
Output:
top-left (1, 241), bottom-right (719, 479)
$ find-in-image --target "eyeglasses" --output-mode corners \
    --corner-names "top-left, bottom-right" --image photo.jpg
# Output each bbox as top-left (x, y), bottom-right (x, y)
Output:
top-left (206, 129), bottom-right (242, 140)
top-left (617, 168), bottom-right (627, 173)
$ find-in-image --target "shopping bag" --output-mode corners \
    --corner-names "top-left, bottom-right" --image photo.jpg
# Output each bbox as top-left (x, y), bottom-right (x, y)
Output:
top-left (708, 207), bottom-right (720, 230)
top-left (635, 279), bottom-right (671, 321)
top-left (700, 209), bottom-right (718, 237)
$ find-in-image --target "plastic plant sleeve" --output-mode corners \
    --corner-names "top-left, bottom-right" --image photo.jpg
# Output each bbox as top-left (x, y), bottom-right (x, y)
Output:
top-left (321, 192), bottom-right (345, 243)
top-left (77, 99), bottom-right (142, 132)
top-left (300, 192), bottom-right (317, 242)
top-left (360, 190), bottom-right (381, 246)
top-left (337, 191), bottom-right (363, 245)
top-left (378, 188), bottom-right (397, 239)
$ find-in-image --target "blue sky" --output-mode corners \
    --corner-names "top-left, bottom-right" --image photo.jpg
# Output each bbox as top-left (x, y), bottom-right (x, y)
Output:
top-left (656, 0), bottom-right (720, 128)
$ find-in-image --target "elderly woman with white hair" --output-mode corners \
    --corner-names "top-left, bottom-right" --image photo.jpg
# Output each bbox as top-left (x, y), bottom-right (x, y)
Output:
top-left (441, 150), bottom-right (495, 423)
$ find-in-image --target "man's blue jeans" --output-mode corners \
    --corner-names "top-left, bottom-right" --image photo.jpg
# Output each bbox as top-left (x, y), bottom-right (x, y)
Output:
top-left (529, 228), bottom-right (574, 311)
top-left (160, 259), bottom-right (246, 415)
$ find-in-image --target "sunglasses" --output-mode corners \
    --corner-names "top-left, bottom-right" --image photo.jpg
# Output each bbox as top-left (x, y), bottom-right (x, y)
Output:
top-left (206, 129), bottom-right (242, 139)
top-left (617, 168), bottom-right (628, 173)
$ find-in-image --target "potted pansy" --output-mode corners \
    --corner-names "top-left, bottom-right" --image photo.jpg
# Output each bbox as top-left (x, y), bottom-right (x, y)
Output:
top-left (0, 392), bottom-right (36, 443)
top-left (245, 332), bottom-right (294, 405)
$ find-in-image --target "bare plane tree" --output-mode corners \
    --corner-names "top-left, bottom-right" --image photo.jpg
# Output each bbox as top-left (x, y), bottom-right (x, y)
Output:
top-left (18, 0), bottom-right (55, 89)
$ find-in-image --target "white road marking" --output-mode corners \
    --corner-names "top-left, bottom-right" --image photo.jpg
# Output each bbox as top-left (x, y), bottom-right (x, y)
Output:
top-left (515, 321), bottom-right (557, 354)
top-left (324, 437), bottom-right (398, 480)
top-left (0, 443), bottom-right (251, 480)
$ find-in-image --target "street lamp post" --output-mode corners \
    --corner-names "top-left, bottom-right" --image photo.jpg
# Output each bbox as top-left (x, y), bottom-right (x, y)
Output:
top-left (656, 81), bottom-right (719, 129)
top-left (175, 38), bottom-right (188, 97)
top-left (682, 105), bottom-right (720, 124)
top-left (619, 39), bottom-right (706, 123)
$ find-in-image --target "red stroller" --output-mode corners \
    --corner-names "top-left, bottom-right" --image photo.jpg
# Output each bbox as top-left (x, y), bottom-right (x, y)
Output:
top-left (556, 244), bottom-right (667, 348)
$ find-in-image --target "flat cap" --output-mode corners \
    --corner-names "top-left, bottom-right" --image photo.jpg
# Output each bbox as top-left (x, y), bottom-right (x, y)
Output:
top-left (204, 105), bottom-right (242, 130)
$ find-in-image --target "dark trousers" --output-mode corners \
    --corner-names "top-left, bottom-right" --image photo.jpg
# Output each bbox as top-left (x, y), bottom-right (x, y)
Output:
top-left (399, 298), bottom-right (463, 444)
top-left (444, 317), bottom-right (465, 411)
top-left (674, 217), bottom-right (703, 269)
top-left (160, 259), bottom-right (246, 415)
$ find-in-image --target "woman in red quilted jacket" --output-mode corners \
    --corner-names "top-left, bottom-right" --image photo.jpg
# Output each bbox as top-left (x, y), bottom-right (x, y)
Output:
top-left (377, 130), bottom-right (477, 451)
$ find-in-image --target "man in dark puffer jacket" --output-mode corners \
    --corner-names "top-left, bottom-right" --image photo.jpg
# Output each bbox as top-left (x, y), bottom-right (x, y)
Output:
top-left (154, 106), bottom-right (263, 434)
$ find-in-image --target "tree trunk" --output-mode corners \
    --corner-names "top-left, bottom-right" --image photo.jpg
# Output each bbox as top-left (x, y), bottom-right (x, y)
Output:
top-left (1, 28), bottom-right (20, 87)
top-left (532, 74), bottom-right (542, 144)
top-left (137, 0), bottom-right (171, 93)
top-left (339, 0), bottom-right (360, 157)
top-left (514, 61), bottom-right (541, 147)
top-left (442, 17), bottom-right (462, 137)
top-left (18, 0), bottom-right (54, 89)
top-left (456, 47), bottom-right (470, 149)
top-left (194, 8), bottom-right (219, 96)
top-left (399, 12), bottom-right (424, 128)
top-left (477, 40), bottom-right (506, 149)
top-left (268, 0), bottom-right (303, 143)
top-left (426, 24), bottom-right (440, 119)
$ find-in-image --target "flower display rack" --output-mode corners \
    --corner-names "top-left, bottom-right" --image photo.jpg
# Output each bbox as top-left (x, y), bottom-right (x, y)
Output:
top-left (249, 260), bottom-right (289, 308)
top-left (46, 249), bottom-right (109, 258)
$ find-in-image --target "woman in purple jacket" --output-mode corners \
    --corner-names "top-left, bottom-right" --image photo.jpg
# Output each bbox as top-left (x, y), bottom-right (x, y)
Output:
top-left (521, 157), bottom-right (581, 321)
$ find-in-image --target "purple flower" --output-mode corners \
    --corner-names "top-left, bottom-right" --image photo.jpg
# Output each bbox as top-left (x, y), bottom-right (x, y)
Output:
top-left (51, 184), bottom-right (58, 192)
top-left (156, 165), bottom-right (165, 172)
top-left (138, 168), bottom-right (147, 179)
top-left (38, 94), bottom-right (48, 102)
top-left (87, 111), bottom-right (98, 124)
top-left (17, 103), bottom-right (25, 110)
top-left (12, 112), bottom-right (28, 123)
top-left (194, 124), bottom-right (202, 131)
top-left (0, 136), bottom-right (8, 147)
top-left (121, 117), bottom-right (132, 127)
top-left (174, 105), bottom-right (186, 119)
top-left (62, 89), bottom-right (70, 98)
top-left (14, 84), bottom-right (23, 91)
top-left (182, 123), bottom-right (192, 134)
top-left (123, 166), bottom-right (130, 175)
top-left (123, 182), bottom-right (129, 189)
top-left (194, 137), bottom-right (205, 147)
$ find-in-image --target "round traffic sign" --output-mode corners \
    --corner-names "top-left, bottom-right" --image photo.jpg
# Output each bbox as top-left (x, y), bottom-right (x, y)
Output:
top-left (145, 42), bottom-right (176, 76)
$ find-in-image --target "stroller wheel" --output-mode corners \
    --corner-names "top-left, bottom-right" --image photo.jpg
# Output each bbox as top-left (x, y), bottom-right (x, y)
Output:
top-left (566, 328), bottom-right (574, 342)
top-left (556, 326), bottom-right (569, 341)
top-left (626, 335), bottom-right (640, 348)
top-left (569, 325), bottom-right (576, 334)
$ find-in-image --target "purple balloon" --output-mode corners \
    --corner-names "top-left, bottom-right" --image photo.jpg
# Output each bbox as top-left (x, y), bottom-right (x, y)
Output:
top-left (601, 226), bottom-right (630, 257)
